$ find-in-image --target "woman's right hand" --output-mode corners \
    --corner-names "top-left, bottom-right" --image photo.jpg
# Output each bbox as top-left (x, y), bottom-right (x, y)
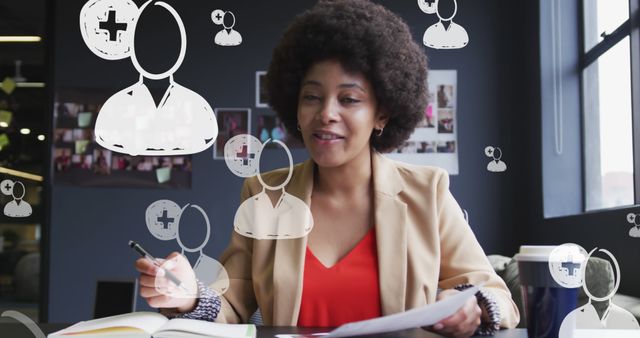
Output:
top-left (135, 252), bottom-right (199, 313)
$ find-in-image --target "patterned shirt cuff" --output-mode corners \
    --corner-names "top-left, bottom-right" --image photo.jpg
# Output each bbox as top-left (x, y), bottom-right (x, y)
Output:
top-left (168, 281), bottom-right (221, 322)
top-left (454, 283), bottom-right (501, 336)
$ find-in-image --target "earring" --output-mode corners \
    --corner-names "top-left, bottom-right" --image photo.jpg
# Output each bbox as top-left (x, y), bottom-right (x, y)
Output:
top-left (297, 124), bottom-right (301, 131)
top-left (375, 128), bottom-right (383, 137)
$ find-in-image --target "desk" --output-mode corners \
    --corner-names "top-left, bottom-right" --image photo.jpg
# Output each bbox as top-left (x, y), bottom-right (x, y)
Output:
top-left (0, 323), bottom-right (528, 338)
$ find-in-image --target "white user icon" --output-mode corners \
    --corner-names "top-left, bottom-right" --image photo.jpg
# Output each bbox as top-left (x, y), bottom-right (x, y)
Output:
top-left (145, 200), bottom-right (229, 295)
top-left (80, 0), bottom-right (218, 156)
top-left (1, 179), bottom-right (32, 218)
top-left (627, 213), bottom-right (640, 238)
top-left (485, 146), bottom-right (507, 172)
top-left (419, 0), bottom-right (469, 49)
top-left (559, 248), bottom-right (640, 337)
top-left (211, 9), bottom-right (243, 47)
top-left (234, 139), bottom-right (314, 240)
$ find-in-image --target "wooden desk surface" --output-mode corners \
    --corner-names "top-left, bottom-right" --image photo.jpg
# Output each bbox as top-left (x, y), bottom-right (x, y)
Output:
top-left (0, 323), bottom-right (528, 338)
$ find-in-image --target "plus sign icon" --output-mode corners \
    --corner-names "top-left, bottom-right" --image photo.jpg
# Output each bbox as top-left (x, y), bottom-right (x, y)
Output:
top-left (0, 179), bottom-right (14, 195)
top-left (548, 243), bottom-right (588, 288)
top-left (145, 199), bottom-right (181, 240)
top-left (417, 0), bottom-right (438, 14)
top-left (79, 0), bottom-right (139, 60)
top-left (224, 134), bottom-right (264, 177)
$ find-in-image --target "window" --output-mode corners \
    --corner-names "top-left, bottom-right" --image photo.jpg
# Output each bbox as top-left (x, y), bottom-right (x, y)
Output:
top-left (581, 0), bottom-right (639, 211)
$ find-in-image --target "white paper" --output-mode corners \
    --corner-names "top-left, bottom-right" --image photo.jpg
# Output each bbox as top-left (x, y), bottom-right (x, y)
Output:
top-left (274, 285), bottom-right (479, 338)
top-left (48, 312), bottom-right (167, 336)
top-left (156, 318), bottom-right (253, 338)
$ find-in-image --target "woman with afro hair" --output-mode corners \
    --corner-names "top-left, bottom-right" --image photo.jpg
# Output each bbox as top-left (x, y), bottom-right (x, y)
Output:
top-left (136, 1), bottom-right (519, 336)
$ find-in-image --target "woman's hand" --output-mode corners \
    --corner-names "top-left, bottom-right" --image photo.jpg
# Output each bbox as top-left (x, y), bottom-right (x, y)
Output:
top-left (429, 289), bottom-right (482, 338)
top-left (135, 252), bottom-right (199, 313)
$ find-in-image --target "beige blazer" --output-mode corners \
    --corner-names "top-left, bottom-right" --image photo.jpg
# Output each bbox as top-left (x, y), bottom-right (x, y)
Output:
top-left (214, 151), bottom-right (520, 328)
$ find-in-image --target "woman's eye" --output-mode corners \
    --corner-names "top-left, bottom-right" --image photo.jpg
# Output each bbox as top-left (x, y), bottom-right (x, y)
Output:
top-left (340, 97), bottom-right (360, 104)
top-left (302, 94), bottom-right (321, 101)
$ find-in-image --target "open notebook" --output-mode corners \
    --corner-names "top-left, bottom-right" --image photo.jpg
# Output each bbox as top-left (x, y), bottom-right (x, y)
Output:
top-left (47, 312), bottom-right (256, 338)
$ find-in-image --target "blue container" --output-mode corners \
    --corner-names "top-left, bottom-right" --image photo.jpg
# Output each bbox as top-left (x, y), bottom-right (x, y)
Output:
top-left (516, 246), bottom-right (579, 338)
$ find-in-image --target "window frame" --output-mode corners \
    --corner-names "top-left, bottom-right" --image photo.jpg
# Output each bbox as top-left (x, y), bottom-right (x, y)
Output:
top-left (578, 0), bottom-right (640, 211)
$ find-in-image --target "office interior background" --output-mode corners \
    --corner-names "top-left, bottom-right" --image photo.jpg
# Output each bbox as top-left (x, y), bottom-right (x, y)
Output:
top-left (0, 0), bottom-right (638, 325)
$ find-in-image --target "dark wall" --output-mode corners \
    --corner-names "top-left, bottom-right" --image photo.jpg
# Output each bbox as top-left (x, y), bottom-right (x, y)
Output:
top-left (49, 0), bottom-right (538, 322)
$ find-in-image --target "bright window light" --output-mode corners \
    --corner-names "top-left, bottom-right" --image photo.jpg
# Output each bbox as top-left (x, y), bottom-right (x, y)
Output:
top-left (20, 128), bottom-right (31, 135)
top-left (37, 134), bottom-right (45, 141)
top-left (0, 122), bottom-right (8, 128)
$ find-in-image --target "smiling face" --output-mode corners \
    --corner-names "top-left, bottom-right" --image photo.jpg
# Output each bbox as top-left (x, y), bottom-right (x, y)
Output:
top-left (297, 60), bottom-right (387, 168)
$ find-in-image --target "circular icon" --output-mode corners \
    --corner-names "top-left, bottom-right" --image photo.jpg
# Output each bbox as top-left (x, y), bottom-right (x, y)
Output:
top-left (581, 248), bottom-right (620, 302)
top-left (548, 243), bottom-right (588, 288)
top-left (437, 0), bottom-right (458, 21)
top-left (175, 204), bottom-right (210, 253)
top-left (224, 134), bottom-right (264, 178)
top-left (12, 181), bottom-right (26, 200)
top-left (129, 1), bottom-right (187, 80)
top-left (145, 199), bottom-right (182, 240)
top-left (627, 212), bottom-right (637, 224)
top-left (211, 9), bottom-right (225, 25)
top-left (223, 11), bottom-right (236, 30)
top-left (256, 139), bottom-right (293, 191)
top-left (484, 146), bottom-right (494, 157)
top-left (79, 0), bottom-right (140, 60)
top-left (418, 0), bottom-right (438, 14)
top-left (0, 179), bottom-right (14, 196)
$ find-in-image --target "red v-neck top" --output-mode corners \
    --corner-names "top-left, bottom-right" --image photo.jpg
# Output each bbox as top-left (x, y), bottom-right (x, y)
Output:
top-left (297, 228), bottom-right (382, 327)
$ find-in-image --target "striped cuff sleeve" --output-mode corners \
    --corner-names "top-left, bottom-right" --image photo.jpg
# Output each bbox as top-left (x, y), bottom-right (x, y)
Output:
top-left (454, 283), bottom-right (501, 336)
top-left (168, 281), bottom-right (221, 322)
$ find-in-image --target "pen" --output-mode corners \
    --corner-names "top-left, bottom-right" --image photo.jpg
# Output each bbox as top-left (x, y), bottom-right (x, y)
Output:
top-left (129, 240), bottom-right (188, 292)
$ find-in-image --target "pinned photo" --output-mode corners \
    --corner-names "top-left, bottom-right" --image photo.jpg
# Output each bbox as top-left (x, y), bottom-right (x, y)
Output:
top-left (437, 109), bottom-right (454, 133)
top-left (417, 103), bottom-right (436, 128)
top-left (54, 129), bottom-right (73, 143)
top-left (437, 85), bottom-right (454, 108)
top-left (436, 141), bottom-right (456, 153)
top-left (54, 148), bottom-right (72, 172)
top-left (58, 102), bottom-right (84, 118)
top-left (93, 149), bottom-right (111, 175)
top-left (256, 71), bottom-right (269, 108)
top-left (75, 140), bottom-right (89, 154)
top-left (71, 154), bottom-right (93, 170)
top-left (256, 113), bottom-right (303, 148)
top-left (77, 112), bottom-right (93, 128)
top-left (213, 108), bottom-right (251, 160)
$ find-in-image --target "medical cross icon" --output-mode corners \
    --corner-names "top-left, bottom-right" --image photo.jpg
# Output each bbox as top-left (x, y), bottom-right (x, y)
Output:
top-left (561, 257), bottom-right (581, 277)
top-left (99, 10), bottom-right (127, 42)
top-left (236, 145), bottom-right (255, 166)
top-left (156, 209), bottom-right (175, 229)
top-left (214, 11), bottom-right (223, 22)
top-left (424, 0), bottom-right (436, 5)
top-left (3, 183), bottom-right (11, 193)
